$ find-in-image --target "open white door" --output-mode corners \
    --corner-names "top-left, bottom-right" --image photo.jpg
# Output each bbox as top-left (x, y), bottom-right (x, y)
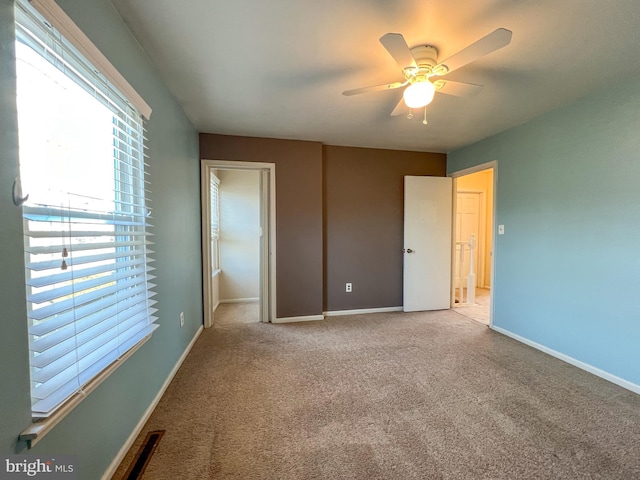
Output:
top-left (403, 176), bottom-right (453, 312)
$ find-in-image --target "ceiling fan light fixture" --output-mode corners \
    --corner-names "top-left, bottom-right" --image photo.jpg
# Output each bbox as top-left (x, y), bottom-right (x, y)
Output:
top-left (403, 81), bottom-right (436, 109)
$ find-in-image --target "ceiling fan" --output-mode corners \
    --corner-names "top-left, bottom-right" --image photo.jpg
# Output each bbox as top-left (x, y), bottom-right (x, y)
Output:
top-left (343, 28), bottom-right (513, 121)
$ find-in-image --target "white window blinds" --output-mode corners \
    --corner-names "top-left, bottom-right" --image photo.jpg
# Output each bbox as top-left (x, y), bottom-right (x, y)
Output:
top-left (210, 175), bottom-right (220, 240)
top-left (210, 174), bottom-right (221, 270)
top-left (15, 0), bottom-right (157, 417)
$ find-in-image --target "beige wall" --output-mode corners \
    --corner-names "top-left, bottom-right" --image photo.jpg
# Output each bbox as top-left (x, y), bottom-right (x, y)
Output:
top-left (218, 169), bottom-right (261, 301)
top-left (456, 169), bottom-right (493, 287)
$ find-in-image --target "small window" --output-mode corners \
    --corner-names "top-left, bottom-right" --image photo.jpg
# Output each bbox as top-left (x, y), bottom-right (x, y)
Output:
top-left (210, 174), bottom-right (221, 271)
top-left (15, 0), bottom-right (157, 417)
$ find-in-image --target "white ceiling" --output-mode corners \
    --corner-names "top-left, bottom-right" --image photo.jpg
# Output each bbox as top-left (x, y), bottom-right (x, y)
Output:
top-left (111, 0), bottom-right (640, 153)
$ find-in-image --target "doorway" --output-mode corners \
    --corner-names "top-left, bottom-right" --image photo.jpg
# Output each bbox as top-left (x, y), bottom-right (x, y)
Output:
top-left (450, 162), bottom-right (496, 326)
top-left (201, 160), bottom-right (276, 327)
top-left (216, 169), bottom-right (260, 325)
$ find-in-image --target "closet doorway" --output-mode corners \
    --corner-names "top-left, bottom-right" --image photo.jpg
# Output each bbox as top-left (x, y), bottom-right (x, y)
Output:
top-left (201, 160), bottom-right (276, 327)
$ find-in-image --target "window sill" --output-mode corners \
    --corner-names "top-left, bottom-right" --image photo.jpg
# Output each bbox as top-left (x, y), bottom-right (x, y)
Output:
top-left (19, 333), bottom-right (154, 448)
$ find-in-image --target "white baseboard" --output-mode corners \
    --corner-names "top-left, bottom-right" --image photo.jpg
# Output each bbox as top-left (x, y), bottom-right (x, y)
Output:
top-left (492, 325), bottom-right (640, 395)
top-left (323, 306), bottom-right (403, 317)
top-left (101, 325), bottom-right (204, 480)
top-left (273, 314), bottom-right (324, 324)
top-left (220, 297), bottom-right (259, 304)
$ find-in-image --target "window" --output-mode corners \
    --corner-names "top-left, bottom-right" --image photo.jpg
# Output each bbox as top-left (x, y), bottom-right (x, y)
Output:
top-left (15, 0), bottom-right (156, 418)
top-left (210, 174), bottom-right (221, 272)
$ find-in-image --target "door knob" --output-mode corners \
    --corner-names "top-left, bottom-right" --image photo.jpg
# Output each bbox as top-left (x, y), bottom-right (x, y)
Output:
top-left (405, 248), bottom-right (414, 254)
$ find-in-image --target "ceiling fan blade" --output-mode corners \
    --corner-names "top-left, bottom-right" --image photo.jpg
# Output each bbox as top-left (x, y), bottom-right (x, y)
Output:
top-left (391, 98), bottom-right (408, 116)
top-left (436, 28), bottom-right (512, 74)
top-left (342, 81), bottom-right (406, 96)
top-left (436, 80), bottom-right (483, 97)
top-left (379, 33), bottom-right (417, 70)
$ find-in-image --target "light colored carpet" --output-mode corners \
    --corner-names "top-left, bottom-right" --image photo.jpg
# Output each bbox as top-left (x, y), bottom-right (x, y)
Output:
top-left (214, 302), bottom-right (260, 326)
top-left (454, 288), bottom-right (491, 325)
top-left (113, 310), bottom-right (640, 479)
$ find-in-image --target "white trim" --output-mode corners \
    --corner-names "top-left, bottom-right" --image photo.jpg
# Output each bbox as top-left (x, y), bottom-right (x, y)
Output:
top-left (323, 306), bottom-right (403, 317)
top-left (449, 160), bottom-right (497, 179)
top-left (212, 300), bottom-right (220, 313)
top-left (273, 315), bottom-right (324, 323)
top-left (201, 164), bottom-right (214, 329)
top-left (492, 326), bottom-right (640, 395)
top-left (220, 297), bottom-right (259, 304)
top-left (490, 164), bottom-right (497, 328)
top-left (101, 325), bottom-right (203, 480)
top-left (29, 0), bottom-right (152, 119)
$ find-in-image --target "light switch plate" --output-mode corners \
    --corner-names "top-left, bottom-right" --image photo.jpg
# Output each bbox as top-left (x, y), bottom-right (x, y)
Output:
top-left (498, 225), bottom-right (505, 235)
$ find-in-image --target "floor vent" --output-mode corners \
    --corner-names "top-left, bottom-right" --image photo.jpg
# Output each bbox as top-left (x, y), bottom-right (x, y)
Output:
top-left (122, 430), bottom-right (165, 480)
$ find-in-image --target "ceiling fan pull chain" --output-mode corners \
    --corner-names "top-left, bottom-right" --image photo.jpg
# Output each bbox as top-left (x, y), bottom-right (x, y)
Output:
top-left (407, 108), bottom-right (413, 120)
top-left (423, 107), bottom-right (428, 125)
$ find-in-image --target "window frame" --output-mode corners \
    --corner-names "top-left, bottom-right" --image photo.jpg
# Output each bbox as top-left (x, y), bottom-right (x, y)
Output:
top-left (16, 0), bottom-right (154, 446)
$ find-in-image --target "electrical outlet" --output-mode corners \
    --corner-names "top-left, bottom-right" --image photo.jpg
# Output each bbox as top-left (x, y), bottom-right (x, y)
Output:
top-left (345, 283), bottom-right (352, 293)
top-left (180, 312), bottom-right (184, 327)
top-left (498, 224), bottom-right (505, 235)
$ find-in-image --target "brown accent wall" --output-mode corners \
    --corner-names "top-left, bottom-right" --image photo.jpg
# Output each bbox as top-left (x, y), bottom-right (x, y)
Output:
top-left (323, 145), bottom-right (446, 311)
top-left (200, 133), bottom-right (324, 319)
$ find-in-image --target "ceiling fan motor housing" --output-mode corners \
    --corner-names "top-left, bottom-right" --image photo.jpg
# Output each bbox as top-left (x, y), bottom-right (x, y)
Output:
top-left (411, 45), bottom-right (438, 69)
top-left (405, 45), bottom-right (448, 82)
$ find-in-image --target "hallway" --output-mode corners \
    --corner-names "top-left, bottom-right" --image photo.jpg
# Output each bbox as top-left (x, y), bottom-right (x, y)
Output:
top-left (454, 287), bottom-right (490, 325)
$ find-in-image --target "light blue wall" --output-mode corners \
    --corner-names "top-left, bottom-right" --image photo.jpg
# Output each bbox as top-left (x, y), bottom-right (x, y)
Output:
top-left (0, 0), bottom-right (203, 478)
top-left (448, 73), bottom-right (640, 388)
